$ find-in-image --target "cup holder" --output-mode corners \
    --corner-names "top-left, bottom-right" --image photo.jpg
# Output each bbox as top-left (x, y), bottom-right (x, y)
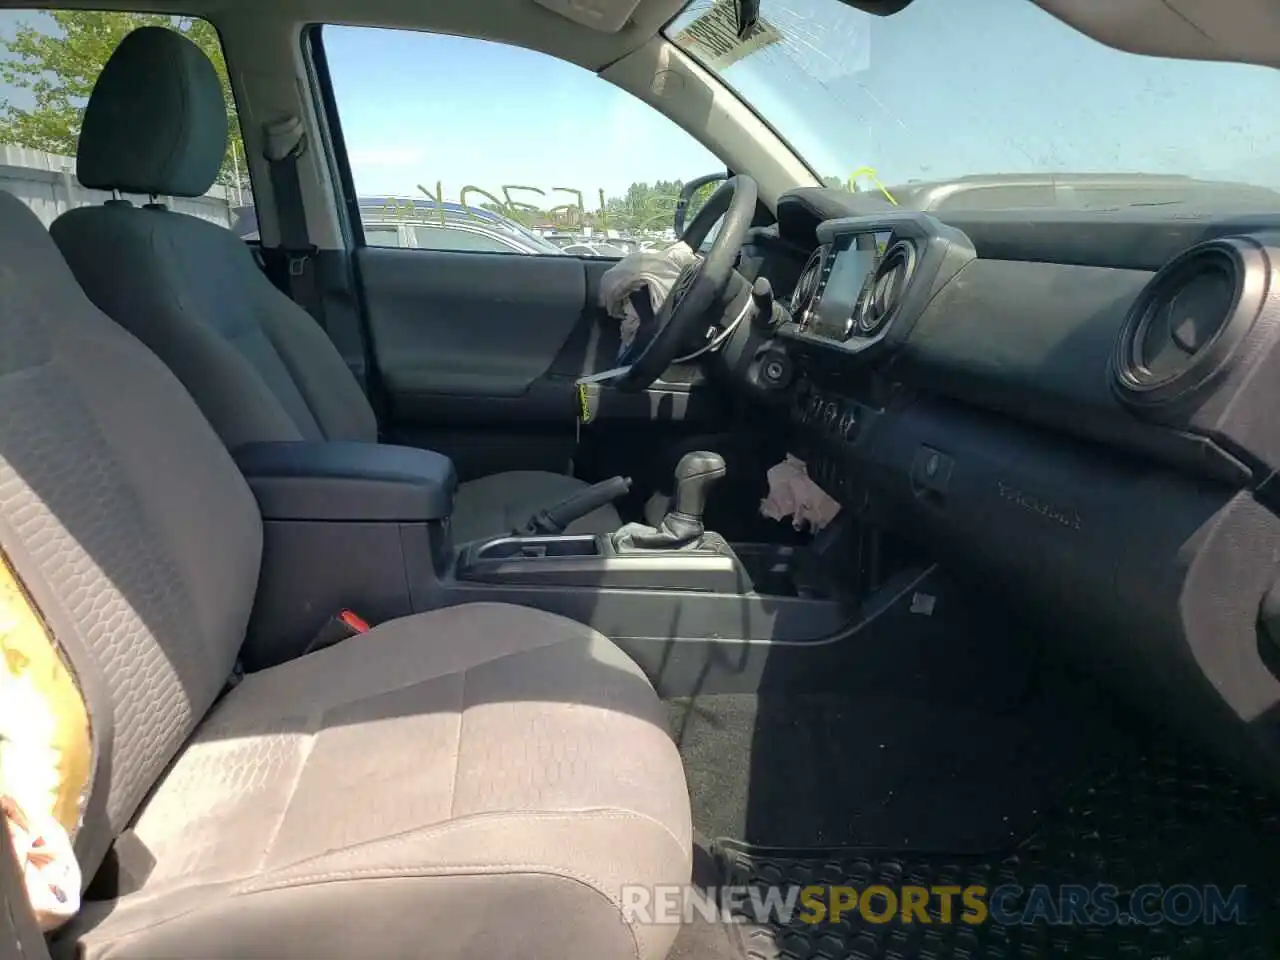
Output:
top-left (734, 543), bottom-right (831, 598)
top-left (473, 535), bottom-right (601, 561)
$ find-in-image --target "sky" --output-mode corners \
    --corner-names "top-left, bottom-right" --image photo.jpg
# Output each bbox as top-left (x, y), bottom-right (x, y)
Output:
top-left (4, 0), bottom-right (1280, 204)
top-left (322, 24), bottom-right (722, 202)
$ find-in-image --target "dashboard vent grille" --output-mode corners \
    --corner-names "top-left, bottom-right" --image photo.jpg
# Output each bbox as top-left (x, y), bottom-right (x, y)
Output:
top-left (1113, 239), bottom-right (1260, 406)
top-left (791, 244), bottom-right (828, 330)
top-left (856, 239), bottom-right (916, 336)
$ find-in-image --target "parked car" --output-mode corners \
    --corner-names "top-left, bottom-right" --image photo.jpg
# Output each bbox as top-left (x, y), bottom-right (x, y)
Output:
top-left (561, 241), bottom-right (629, 258)
top-left (232, 197), bottom-right (568, 256)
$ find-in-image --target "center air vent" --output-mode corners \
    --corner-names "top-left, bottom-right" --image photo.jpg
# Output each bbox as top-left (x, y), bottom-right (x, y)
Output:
top-left (1112, 238), bottom-right (1264, 407)
top-left (791, 244), bottom-right (828, 330)
top-left (856, 239), bottom-right (916, 336)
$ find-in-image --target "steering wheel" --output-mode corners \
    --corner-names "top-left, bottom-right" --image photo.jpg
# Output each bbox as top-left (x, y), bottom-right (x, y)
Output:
top-left (613, 174), bottom-right (758, 392)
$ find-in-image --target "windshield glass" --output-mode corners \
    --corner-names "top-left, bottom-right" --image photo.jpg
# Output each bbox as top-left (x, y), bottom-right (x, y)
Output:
top-left (669, 0), bottom-right (1280, 208)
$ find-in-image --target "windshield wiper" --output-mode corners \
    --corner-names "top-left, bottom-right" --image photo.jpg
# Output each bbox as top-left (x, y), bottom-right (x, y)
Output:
top-left (735, 0), bottom-right (760, 39)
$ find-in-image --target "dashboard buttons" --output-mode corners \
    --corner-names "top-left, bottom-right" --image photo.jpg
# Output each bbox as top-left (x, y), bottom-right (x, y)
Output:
top-left (912, 445), bottom-right (953, 496)
top-left (791, 381), bottom-right (864, 445)
top-left (839, 409), bottom-right (858, 440)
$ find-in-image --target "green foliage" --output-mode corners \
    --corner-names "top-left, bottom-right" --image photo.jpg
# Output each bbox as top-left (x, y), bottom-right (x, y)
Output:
top-left (604, 179), bottom-right (684, 232)
top-left (0, 11), bottom-right (248, 189)
top-left (398, 178), bottom-right (726, 236)
top-left (597, 178), bottom-right (716, 231)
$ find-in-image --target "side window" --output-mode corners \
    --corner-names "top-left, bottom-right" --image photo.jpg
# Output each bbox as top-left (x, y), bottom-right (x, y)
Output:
top-left (321, 26), bottom-right (722, 258)
top-left (411, 224), bottom-right (520, 254)
top-left (363, 224), bottom-right (404, 247)
top-left (0, 10), bottom-right (253, 229)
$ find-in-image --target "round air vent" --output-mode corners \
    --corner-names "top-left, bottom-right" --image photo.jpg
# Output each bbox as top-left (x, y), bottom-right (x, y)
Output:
top-left (790, 244), bottom-right (829, 330)
top-left (857, 240), bottom-right (916, 336)
top-left (1112, 238), bottom-right (1265, 407)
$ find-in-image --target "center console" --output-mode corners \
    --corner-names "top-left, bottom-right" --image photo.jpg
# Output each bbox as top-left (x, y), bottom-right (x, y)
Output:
top-left (420, 449), bottom-right (852, 657)
top-left (234, 441), bottom-right (857, 679)
top-left (456, 533), bottom-right (746, 592)
top-left (235, 440), bottom-right (456, 670)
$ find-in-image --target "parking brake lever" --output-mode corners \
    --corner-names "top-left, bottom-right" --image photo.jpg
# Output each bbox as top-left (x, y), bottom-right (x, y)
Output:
top-left (520, 476), bottom-right (632, 535)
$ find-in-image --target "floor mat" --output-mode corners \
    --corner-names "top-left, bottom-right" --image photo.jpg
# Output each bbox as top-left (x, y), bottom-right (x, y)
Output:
top-left (711, 747), bottom-right (1280, 959)
top-left (668, 672), bottom-right (1113, 851)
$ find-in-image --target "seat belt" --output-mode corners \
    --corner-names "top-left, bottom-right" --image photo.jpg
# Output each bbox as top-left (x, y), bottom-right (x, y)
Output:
top-left (263, 116), bottom-right (323, 324)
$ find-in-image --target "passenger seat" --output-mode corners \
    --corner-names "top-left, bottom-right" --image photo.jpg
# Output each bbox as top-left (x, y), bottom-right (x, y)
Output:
top-left (50, 26), bottom-right (621, 546)
top-left (0, 189), bottom-right (689, 957)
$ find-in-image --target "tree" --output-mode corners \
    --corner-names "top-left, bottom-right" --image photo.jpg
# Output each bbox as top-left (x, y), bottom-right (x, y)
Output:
top-left (438, 179), bottom-right (725, 236)
top-left (0, 11), bottom-right (248, 189)
top-left (602, 180), bottom-right (716, 233)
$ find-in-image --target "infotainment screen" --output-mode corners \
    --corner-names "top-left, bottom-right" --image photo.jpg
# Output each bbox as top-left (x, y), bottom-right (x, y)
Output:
top-left (810, 232), bottom-right (892, 339)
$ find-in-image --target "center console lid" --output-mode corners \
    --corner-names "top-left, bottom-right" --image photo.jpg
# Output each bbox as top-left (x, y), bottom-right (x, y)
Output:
top-left (235, 440), bottom-right (457, 522)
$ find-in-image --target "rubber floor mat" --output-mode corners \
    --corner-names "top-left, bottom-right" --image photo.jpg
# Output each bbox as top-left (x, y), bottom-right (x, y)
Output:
top-left (711, 748), bottom-right (1280, 959)
top-left (669, 684), bottom-right (1108, 851)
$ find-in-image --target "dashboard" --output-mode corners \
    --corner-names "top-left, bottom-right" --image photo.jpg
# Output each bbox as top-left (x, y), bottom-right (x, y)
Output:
top-left (726, 188), bottom-right (1280, 780)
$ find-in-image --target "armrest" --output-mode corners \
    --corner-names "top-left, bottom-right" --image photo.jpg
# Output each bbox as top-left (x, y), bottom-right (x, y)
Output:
top-left (234, 441), bottom-right (457, 522)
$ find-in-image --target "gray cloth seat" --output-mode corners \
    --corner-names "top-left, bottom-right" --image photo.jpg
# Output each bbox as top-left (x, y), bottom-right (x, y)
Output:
top-left (49, 26), bottom-right (619, 545)
top-left (0, 188), bottom-right (689, 957)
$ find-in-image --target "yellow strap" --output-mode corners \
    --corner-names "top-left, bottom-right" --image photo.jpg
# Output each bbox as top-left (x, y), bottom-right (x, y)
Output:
top-left (848, 166), bottom-right (899, 206)
top-left (0, 553), bottom-right (90, 837)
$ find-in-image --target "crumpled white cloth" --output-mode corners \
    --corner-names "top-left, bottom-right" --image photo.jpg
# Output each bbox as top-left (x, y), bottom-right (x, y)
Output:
top-left (599, 242), bottom-right (699, 353)
top-left (760, 455), bottom-right (841, 532)
top-left (2, 797), bottom-right (80, 931)
top-left (0, 655), bottom-right (81, 932)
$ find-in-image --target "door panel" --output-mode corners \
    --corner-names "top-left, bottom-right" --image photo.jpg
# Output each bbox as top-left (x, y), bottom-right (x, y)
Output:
top-left (356, 248), bottom-right (726, 483)
top-left (360, 247), bottom-right (586, 399)
top-left (320, 25), bottom-right (733, 484)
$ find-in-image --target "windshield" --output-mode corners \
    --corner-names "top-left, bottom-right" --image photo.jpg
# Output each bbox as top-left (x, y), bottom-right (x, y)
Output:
top-left (669, 0), bottom-right (1280, 208)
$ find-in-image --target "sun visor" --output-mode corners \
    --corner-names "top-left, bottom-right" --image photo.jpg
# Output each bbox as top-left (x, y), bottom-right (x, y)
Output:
top-left (830, 0), bottom-right (1280, 68)
top-left (1035, 0), bottom-right (1280, 68)
top-left (533, 0), bottom-right (645, 33)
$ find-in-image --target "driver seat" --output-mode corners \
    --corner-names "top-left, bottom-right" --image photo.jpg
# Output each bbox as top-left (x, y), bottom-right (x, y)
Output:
top-left (50, 27), bottom-right (619, 544)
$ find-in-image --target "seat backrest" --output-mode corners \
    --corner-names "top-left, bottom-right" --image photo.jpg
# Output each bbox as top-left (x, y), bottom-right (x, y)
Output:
top-left (50, 26), bottom-right (377, 453)
top-left (0, 188), bottom-right (263, 882)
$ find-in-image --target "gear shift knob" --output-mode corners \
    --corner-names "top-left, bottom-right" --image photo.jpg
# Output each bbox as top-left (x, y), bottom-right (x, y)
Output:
top-left (611, 450), bottom-right (727, 551)
top-left (671, 451), bottom-right (727, 521)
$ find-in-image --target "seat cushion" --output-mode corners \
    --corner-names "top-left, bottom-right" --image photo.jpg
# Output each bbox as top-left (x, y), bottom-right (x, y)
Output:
top-left (452, 470), bottom-right (623, 544)
top-left (67, 603), bottom-right (691, 960)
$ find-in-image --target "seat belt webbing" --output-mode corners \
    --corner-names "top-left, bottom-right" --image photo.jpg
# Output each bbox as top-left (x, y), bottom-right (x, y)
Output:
top-left (263, 117), bottom-right (323, 325)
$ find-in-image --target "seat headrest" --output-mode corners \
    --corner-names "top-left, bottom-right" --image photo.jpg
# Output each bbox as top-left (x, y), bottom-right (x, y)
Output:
top-left (77, 27), bottom-right (228, 198)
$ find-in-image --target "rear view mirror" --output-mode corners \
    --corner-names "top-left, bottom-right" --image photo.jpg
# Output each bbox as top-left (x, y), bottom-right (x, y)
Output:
top-left (674, 172), bottom-right (730, 236)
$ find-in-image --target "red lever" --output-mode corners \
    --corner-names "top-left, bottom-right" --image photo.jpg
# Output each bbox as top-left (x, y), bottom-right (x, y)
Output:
top-left (339, 609), bottom-right (371, 633)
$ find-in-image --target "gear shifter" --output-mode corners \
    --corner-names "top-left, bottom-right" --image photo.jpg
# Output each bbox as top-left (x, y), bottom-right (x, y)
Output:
top-left (614, 451), bottom-right (727, 551)
top-left (666, 451), bottom-right (727, 540)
